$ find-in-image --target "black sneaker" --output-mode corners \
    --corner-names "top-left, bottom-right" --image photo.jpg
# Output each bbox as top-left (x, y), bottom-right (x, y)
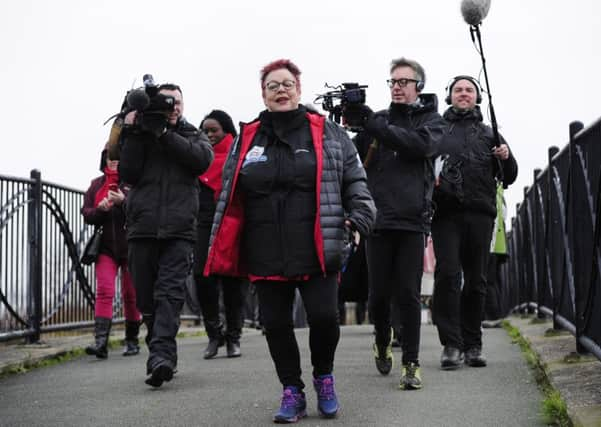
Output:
top-left (464, 347), bottom-right (487, 367)
top-left (399, 362), bottom-right (423, 390)
top-left (145, 362), bottom-right (174, 388)
top-left (373, 342), bottom-right (393, 375)
top-left (440, 346), bottom-right (464, 370)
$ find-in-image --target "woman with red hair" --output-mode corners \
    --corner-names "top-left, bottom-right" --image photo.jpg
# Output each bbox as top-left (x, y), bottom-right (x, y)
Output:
top-left (205, 59), bottom-right (376, 423)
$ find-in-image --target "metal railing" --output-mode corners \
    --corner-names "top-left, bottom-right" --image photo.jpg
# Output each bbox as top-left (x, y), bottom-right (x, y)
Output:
top-left (503, 118), bottom-right (601, 361)
top-left (1, 170), bottom-right (120, 342)
top-left (0, 170), bottom-right (265, 342)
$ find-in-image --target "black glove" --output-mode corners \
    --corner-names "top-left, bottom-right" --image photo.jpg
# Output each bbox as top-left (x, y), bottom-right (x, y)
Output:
top-left (342, 104), bottom-right (373, 131)
top-left (136, 111), bottom-right (168, 138)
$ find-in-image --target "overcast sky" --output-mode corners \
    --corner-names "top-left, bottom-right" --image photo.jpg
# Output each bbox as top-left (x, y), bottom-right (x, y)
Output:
top-left (1, 0), bottom-right (599, 222)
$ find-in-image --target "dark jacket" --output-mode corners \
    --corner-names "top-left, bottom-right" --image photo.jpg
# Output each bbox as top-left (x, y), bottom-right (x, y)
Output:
top-left (433, 107), bottom-right (518, 218)
top-left (204, 110), bottom-right (376, 278)
top-left (354, 94), bottom-right (446, 233)
top-left (81, 176), bottom-right (128, 261)
top-left (119, 118), bottom-right (214, 241)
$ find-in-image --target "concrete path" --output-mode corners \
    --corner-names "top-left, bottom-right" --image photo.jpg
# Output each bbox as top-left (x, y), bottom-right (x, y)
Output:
top-left (0, 323), bottom-right (544, 426)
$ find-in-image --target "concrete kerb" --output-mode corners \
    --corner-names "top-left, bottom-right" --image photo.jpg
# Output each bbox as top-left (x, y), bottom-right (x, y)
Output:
top-left (506, 315), bottom-right (601, 427)
top-left (0, 323), bottom-right (207, 378)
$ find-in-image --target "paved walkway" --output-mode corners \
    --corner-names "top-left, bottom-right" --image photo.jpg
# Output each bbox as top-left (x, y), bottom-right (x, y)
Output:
top-left (0, 320), bottom-right (551, 426)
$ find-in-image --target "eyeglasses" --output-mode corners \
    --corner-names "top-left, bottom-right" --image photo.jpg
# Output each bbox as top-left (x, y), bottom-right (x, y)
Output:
top-left (264, 80), bottom-right (297, 92)
top-left (387, 78), bottom-right (419, 88)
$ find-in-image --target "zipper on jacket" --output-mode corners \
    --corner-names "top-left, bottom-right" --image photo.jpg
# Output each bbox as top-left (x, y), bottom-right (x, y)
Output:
top-left (157, 145), bottom-right (168, 239)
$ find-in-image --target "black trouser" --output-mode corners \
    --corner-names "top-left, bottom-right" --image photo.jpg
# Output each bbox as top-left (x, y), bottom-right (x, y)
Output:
top-left (128, 238), bottom-right (193, 372)
top-left (195, 274), bottom-right (248, 342)
top-left (432, 212), bottom-right (494, 350)
top-left (367, 230), bottom-right (424, 365)
top-left (255, 274), bottom-right (340, 390)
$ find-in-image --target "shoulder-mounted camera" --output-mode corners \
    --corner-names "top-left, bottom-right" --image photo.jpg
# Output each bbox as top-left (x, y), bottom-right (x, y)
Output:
top-left (314, 83), bottom-right (368, 132)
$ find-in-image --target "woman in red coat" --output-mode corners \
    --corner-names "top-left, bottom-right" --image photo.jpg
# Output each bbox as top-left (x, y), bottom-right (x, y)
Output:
top-left (193, 110), bottom-right (248, 360)
top-left (81, 148), bottom-right (141, 358)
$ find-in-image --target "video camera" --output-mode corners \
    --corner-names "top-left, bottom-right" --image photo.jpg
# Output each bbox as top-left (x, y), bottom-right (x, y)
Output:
top-left (314, 83), bottom-right (368, 132)
top-left (125, 74), bottom-right (175, 116)
top-left (105, 74), bottom-right (175, 159)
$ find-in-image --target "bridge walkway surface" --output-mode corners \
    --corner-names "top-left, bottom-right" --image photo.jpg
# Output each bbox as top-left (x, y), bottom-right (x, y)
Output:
top-left (0, 318), bottom-right (597, 426)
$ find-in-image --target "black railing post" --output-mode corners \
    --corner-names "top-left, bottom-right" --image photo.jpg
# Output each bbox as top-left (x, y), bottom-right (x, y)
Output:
top-left (568, 121), bottom-right (586, 354)
top-left (523, 186), bottom-right (535, 314)
top-left (547, 146), bottom-right (560, 330)
top-left (533, 168), bottom-right (546, 319)
top-left (27, 169), bottom-right (43, 343)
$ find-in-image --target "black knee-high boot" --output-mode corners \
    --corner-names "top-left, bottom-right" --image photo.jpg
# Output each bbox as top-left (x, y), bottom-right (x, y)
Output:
top-left (85, 317), bottom-right (112, 359)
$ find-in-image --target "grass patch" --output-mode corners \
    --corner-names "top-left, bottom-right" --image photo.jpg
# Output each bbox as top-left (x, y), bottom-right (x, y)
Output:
top-left (503, 322), bottom-right (572, 426)
top-left (542, 391), bottom-right (571, 427)
top-left (0, 348), bottom-right (86, 380)
top-left (176, 330), bottom-right (206, 339)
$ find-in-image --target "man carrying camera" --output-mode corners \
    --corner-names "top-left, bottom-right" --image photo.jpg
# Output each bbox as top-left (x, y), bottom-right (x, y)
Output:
top-left (350, 58), bottom-right (446, 390)
top-left (119, 83), bottom-right (213, 387)
top-left (431, 76), bottom-right (517, 370)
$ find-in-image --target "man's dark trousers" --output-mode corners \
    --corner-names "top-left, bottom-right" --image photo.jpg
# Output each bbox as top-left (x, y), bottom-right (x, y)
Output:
top-left (367, 230), bottom-right (424, 364)
top-left (432, 211), bottom-right (494, 350)
top-left (128, 238), bottom-right (193, 372)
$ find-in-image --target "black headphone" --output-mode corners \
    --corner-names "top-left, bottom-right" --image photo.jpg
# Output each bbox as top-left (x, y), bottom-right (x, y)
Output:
top-left (416, 80), bottom-right (425, 92)
top-left (445, 75), bottom-right (482, 105)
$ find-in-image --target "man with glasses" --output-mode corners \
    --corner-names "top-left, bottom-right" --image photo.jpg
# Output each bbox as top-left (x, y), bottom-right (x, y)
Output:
top-left (352, 57), bottom-right (446, 390)
top-left (119, 83), bottom-right (213, 387)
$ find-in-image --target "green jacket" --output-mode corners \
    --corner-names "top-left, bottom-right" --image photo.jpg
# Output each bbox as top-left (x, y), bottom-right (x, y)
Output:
top-left (490, 184), bottom-right (507, 255)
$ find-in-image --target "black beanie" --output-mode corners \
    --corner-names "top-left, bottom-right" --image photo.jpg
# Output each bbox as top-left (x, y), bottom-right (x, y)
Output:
top-left (201, 110), bottom-right (237, 137)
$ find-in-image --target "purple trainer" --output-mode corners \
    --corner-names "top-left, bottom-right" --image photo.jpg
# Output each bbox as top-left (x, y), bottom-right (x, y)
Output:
top-left (313, 374), bottom-right (339, 418)
top-left (273, 386), bottom-right (307, 423)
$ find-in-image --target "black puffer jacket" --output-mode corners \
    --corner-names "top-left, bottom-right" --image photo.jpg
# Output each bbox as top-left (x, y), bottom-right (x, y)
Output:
top-left (354, 94), bottom-right (446, 233)
top-left (119, 119), bottom-right (214, 241)
top-left (434, 107), bottom-right (518, 217)
top-left (204, 111), bottom-right (376, 278)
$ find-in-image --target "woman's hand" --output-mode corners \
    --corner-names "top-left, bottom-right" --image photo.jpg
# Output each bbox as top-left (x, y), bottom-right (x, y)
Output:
top-left (107, 189), bottom-right (125, 206)
top-left (97, 197), bottom-right (113, 211)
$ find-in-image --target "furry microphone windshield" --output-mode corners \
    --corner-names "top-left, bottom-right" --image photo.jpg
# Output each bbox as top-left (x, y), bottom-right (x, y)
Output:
top-left (461, 0), bottom-right (491, 25)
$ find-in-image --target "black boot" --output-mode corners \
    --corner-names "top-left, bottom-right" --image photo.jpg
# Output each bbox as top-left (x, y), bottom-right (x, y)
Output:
top-left (203, 319), bottom-right (224, 360)
top-left (85, 317), bottom-right (112, 359)
top-left (123, 320), bottom-right (141, 356)
top-left (226, 338), bottom-right (241, 358)
top-left (226, 328), bottom-right (242, 358)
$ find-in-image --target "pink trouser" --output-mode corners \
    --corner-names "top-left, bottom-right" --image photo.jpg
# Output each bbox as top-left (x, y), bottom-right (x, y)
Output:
top-left (95, 254), bottom-right (140, 321)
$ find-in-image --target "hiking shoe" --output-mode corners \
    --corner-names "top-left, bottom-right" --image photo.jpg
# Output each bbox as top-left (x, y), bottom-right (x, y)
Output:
top-left (313, 374), bottom-right (339, 418)
top-left (373, 342), bottom-right (393, 375)
top-left (440, 346), bottom-right (464, 370)
top-left (145, 362), bottom-right (174, 388)
top-left (399, 362), bottom-right (422, 390)
top-left (273, 386), bottom-right (307, 423)
top-left (465, 347), bottom-right (487, 367)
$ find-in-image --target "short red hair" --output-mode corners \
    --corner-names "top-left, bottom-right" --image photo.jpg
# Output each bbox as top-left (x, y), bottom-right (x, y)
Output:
top-left (260, 59), bottom-right (302, 90)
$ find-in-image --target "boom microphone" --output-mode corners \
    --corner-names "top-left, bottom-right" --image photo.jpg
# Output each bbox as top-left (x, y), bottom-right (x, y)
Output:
top-left (461, 0), bottom-right (491, 25)
top-left (126, 88), bottom-right (150, 112)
